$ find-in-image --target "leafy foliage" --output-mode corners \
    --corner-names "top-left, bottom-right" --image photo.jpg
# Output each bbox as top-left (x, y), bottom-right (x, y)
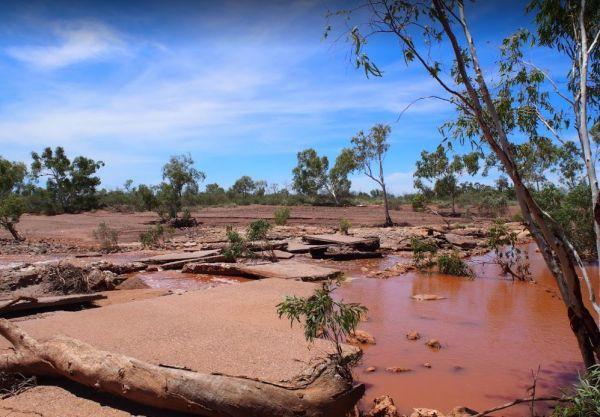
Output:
top-left (437, 251), bottom-right (473, 277)
top-left (277, 280), bottom-right (367, 380)
top-left (92, 222), bottom-right (119, 252)
top-left (157, 154), bottom-right (205, 220)
top-left (351, 124), bottom-right (393, 225)
top-left (338, 218), bottom-right (351, 235)
top-left (488, 220), bottom-right (532, 281)
top-left (222, 228), bottom-right (247, 261)
top-left (30, 147), bottom-right (104, 214)
top-left (273, 206), bottom-right (291, 226)
top-left (535, 183), bottom-right (597, 260)
top-left (410, 236), bottom-right (438, 270)
top-left (292, 148), bottom-right (356, 205)
top-left (411, 194), bottom-right (428, 212)
top-left (414, 145), bottom-right (480, 214)
top-left (246, 219), bottom-right (272, 241)
top-left (139, 224), bottom-right (173, 249)
top-left (0, 157), bottom-right (27, 240)
top-left (553, 365), bottom-right (600, 417)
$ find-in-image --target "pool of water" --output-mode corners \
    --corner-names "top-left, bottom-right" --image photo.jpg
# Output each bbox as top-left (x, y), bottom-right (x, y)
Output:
top-left (125, 270), bottom-right (250, 291)
top-left (337, 245), bottom-right (585, 415)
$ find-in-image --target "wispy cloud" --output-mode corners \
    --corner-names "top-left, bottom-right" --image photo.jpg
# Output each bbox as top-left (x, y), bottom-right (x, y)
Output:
top-left (6, 21), bottom-right (126, 69)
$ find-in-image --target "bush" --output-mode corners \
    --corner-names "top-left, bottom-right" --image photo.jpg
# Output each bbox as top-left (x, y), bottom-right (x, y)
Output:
top-left (411, 194), bottom-right (427, 212)
top-left (410, 236), bottom-right (438, 270)
top-left (139, 224), bottom-right (173, 248)
top-left (476, 194), bottom-right (508, 218)
top-left (339, 218), bottom-right (350, 235)
top-left (274, 207), bottom-right (291, 226)
top-left (247, 219), bottom-right (272, 241)
top-left (437, 252), bottom-right (473, 277)
top-left (92, 222), bottom-right (119, 252)
top-left (553, 366), bottom-right (600, 417)
top-left (223, 228), bottom-right (247, 261)
top-left (488, 219), bottom-right (531, 281)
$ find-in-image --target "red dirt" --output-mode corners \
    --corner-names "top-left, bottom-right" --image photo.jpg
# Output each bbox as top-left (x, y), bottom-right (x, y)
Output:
top-left (0, 205), bottom-right (455, 245)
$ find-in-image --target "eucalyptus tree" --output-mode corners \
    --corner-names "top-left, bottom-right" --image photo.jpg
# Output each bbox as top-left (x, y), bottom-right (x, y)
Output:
top-left (292, 148), bottom-right (356, 205)
top-left (414, 144), bottom-right (480, 214)
top-left (31, 147), bottom-right (104, 213)
top-left (351, 124), bottom-right (393, 226)
top-left (0, 157), bottom-right (27, 240)
top-left (158, 154), bottom-right (205, 219)
top-left (328, 0), bottom-right (600, 367)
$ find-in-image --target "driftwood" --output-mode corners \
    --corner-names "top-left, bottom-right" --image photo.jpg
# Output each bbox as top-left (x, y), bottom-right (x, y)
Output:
top-left (0, 319), bottom-right (364, 417)
top-left (0, 294), bottom-right (106, 315)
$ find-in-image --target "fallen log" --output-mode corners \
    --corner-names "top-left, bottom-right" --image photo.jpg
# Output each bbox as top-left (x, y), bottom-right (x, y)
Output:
top-left (0, 319), bottom-right (364, 417)
top-left (0, 294), bottom-right (106, 315)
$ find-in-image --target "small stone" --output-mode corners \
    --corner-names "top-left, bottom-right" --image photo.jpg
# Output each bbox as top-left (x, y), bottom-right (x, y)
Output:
top-left (422, 362), bottom-right (432, 368)
top-left (347, 329), bottom-right (376, 345)
top-left (411, 294), bottom-right (446, 301)
top-left (146, 265), bottom-right (160, 272)
top-left (366, 395), bottom-right (399, 417)
top-left (410, 409), bottom-right (444, 417)
top-left (385, 366), bottom-right (412, 373)
top-left (406, 331), bottom-right (421, 341)
top-left (426, 339), bottom-right (442, 350)
top-left (447, 406), bottom-right (477, 417)
top-left (365, 366), bottom-right (377, 373)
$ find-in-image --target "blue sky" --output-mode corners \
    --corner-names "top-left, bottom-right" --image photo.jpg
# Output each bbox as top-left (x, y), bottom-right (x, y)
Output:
top-left (0, 0), bottom-right (562, 193)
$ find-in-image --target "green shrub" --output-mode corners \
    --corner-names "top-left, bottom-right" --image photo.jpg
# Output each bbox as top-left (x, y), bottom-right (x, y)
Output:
top-left (511, 212), bottom-right (524, 223)
top-left (437, 251), bottom-right (473, 277)
top-left (339, 218), bottom-right (350, 235)
top-left (247, 219), bottom-right (272, 241)
top-left (488, 219), bottom-right (531, 281)
top-left (139, 224), bottom-right (173, 248)
top-left (277, 280), bottom-right (367, 381)
top-left (553, 366), bottom-right (600, 417)
top-left (92, 222), bottom-right (119, 252)
top-left (410, 236), bottom-right (438, 270)
top-left (476, 194), bottom-right (508, 217)
top-left (223, 228), bottom-right (247, 261)
top-left (411, 194), bottom-right (427, 212)
top-left (274, 207), bottom-right (291, 225)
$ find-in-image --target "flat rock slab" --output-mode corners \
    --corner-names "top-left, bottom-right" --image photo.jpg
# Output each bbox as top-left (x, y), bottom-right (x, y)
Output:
top-left (139, 249), bottom-right (221, 264)
top-left (0, 293), bottom-right (106, 315)
top-left (303, 234), bottom-right (380, 251)
top-left (182, 260), bottom-right (342, 281)
top-left (286, 242), bottom-right (330, 254)
top-left (242, 261), bottom-right (342, 281)
top-left (251, 249), bottom-right (295, 260)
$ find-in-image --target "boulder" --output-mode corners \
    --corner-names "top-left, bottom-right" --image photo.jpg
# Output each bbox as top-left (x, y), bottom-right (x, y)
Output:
top-left (412, 294), bottom-right (446, 301)
top-left (385, 367), bottom-right (412, 373)
top-left (347, 329), bottom-right (376, 345)
top-left (406, 330), bottom-right (421, 341)
top-left (410, 409), bottom-right (445, 417)
top-left (447, 406), bottom-right (478, 417)
top-left (366, 395), bottom-right (399, 417)
top-left (426, 339), bottom-right (442, 350)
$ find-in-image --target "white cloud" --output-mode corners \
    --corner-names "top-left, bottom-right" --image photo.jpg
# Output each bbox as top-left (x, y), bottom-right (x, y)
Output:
top-left (6, 21), bottom-right (126, 69)
top-left (351, 171), bottom-right (415, 195)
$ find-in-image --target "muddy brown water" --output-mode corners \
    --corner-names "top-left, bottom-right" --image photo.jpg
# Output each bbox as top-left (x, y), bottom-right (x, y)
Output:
top-left (337, 244), bottom-right (586, 416)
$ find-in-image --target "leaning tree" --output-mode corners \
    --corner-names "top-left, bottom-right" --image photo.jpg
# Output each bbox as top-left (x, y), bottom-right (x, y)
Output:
top-left (328, 0), bottom-right (600, 367)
